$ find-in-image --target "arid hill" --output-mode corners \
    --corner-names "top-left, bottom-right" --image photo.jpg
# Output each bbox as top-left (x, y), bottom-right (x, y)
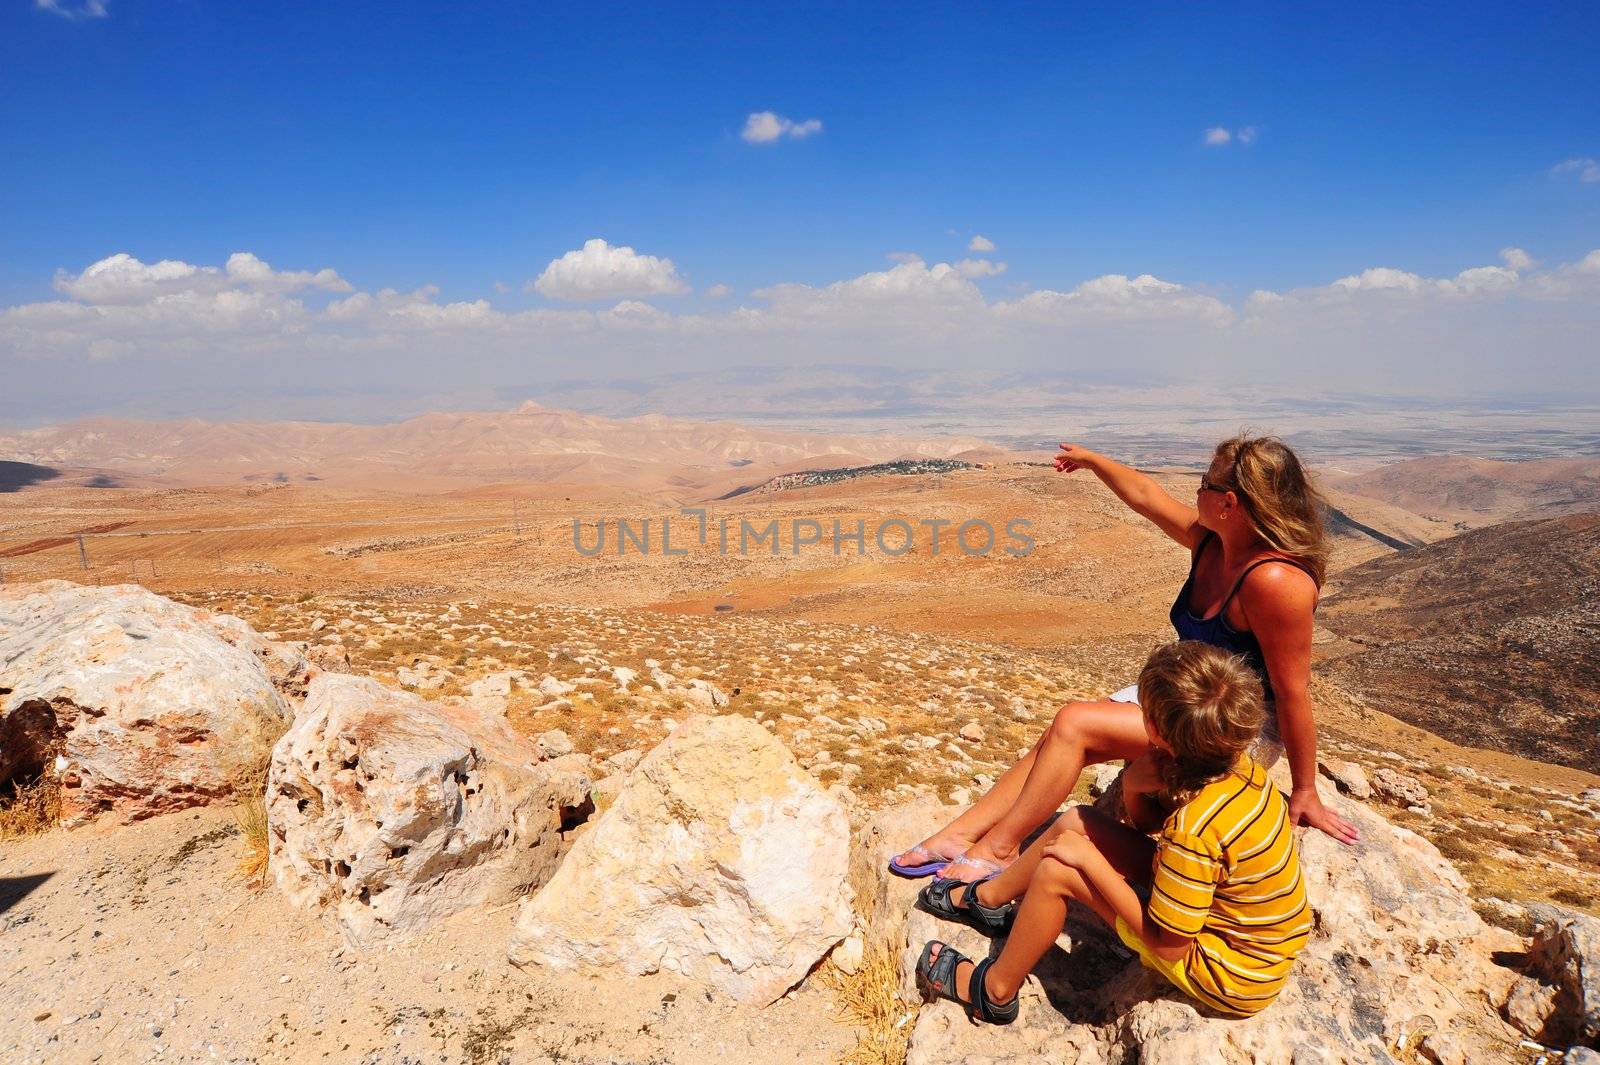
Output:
top-left (1330, 455), bottom-right (1600, 528)
top-left (0, 402), bottom-right (991, 500)
top-left (1319, 510), bottom-right (1600, 772)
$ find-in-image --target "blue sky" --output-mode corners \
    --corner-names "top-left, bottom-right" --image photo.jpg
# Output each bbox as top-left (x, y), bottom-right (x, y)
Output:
top-left (2, 1), bottom-right (1598, 423)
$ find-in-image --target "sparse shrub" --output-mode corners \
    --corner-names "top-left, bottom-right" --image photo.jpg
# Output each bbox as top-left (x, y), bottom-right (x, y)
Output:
top-left (1430, 830), bottom-right (1481, 867)
top-left (1550, 886), bottom-right (1597, 910)
top-left (0, 772), bottom-right (61, 840)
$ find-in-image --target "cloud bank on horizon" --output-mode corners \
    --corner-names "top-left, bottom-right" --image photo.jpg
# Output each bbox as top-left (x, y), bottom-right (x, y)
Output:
top-left (4, 239), bottom-right (1599, 423)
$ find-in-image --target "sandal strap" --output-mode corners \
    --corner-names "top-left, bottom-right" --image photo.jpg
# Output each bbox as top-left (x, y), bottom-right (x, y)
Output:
top-left (965, 872), bottom-right (1018, 928)
top-left (969, 957), bottom-right (1019, 1024)
top-left (916, 939), bottom-right (966, 1000)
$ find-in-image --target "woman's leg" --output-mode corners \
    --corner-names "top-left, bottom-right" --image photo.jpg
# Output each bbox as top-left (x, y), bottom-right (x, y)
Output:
top-left (911, 700), bottom-right (1152, 881)
top-left (894, 698), bottom-right (1150, 872)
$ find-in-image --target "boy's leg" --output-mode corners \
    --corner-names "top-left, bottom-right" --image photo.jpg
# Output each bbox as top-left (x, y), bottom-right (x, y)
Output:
top-left (966, 804), bottom-right (1155, 911)
top-left (949, 806), bottom-right (1161, 1006)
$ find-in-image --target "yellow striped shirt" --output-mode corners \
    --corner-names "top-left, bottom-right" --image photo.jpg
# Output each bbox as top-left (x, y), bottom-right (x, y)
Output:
top-left (1146, 754), bottom-right (1311, 1016)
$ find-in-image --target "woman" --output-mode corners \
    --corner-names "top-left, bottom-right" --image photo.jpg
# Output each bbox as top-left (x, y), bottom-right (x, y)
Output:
top-left (889, 434), bottom-right (1359, 883)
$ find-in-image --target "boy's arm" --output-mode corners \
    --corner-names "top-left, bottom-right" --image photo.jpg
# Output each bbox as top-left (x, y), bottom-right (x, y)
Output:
top-left (1119, 752), bottom-right (1172, 834)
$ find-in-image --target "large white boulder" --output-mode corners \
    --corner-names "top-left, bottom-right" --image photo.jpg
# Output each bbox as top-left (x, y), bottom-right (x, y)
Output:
top-left (0, 580), bottom-right (293, 825)
top-left (507, 713), bottom-right (853, 1004)
top-left (861, 786), bottom-right (1524, 1064)
top-left (268, 673), bottom-right (593, 946)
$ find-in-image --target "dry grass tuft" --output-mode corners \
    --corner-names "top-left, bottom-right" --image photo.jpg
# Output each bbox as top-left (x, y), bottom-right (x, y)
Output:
top-left (231, 732), bottom-right (282, 888)
top-left (234, 784), bottom-right (271, 886)
top-left (0, 772), bottom-right (62, 840)
top-left (819, 840), bottom-right (918, 1065)
top-left (821, 934), bottom-right (916, 1065)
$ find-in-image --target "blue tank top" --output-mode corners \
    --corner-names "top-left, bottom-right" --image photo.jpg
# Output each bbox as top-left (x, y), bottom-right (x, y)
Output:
top-left (1169, 532), bottom-right (1318, 704)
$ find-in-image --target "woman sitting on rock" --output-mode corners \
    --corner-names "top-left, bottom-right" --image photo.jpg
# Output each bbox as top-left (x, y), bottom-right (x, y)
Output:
top-left (889, 434), bottom-right (1357, 883)
top-left (916, 641), bottom-right (1313, 1024)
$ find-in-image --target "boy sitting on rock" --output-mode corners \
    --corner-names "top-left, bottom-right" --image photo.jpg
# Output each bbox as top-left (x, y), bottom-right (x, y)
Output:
top-left (916, 640), bottom-right (1312, 1023)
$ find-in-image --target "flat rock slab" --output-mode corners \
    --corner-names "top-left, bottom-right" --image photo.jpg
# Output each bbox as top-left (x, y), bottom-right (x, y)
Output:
top-left (508, 713), bottom-right (853, 1004)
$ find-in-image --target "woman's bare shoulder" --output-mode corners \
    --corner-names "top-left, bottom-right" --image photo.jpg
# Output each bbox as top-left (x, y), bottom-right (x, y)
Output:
top-left (1237, 559), bottom-right (1318, 612)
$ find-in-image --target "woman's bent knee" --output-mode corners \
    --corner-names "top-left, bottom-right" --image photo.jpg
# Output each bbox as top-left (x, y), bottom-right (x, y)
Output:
top-left (1048, 702), bottom-right (1094, 746)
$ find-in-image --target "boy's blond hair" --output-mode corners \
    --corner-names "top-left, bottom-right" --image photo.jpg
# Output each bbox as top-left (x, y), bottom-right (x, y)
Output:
top-left (1138, 641), bottom-right (1265, 807)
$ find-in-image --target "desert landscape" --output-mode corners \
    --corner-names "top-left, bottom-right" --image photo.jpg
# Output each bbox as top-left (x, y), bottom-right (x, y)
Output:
top-left (2, 406), bottom-right (1598, 1064)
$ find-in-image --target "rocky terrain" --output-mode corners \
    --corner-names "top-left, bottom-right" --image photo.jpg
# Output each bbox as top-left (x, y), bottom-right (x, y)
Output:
top-left (5, 445), bottom-right (1600, 1063)
top-left (1320, 510), bottom-right (1600, 773)
top-left (1330, 455), bottom-right (1600, 528)
top-left (0, 402), bottom-right (990, 499)
top-left (3, 578), bottom-right (1599, 1063)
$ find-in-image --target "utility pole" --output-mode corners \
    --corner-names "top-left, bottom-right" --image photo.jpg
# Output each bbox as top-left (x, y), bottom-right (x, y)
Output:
top-left (77, 535), bottom-right (88, 570)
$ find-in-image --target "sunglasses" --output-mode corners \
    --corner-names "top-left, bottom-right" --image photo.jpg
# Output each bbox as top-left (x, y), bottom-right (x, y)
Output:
top-left (1198, 477), bottom-right (1230, 494)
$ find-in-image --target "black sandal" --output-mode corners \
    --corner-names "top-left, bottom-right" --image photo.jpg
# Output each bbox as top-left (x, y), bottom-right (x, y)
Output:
top-left (915, 940), bottom-right (1020, 1025)
top-left (918, 873), bottom-right (1016, 933)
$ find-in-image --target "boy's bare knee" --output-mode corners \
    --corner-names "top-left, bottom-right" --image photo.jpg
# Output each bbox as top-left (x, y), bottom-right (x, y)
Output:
top-left (1033, 853), bottom-right (1078, 893)
top-left (1057, 804), bottom-right (1093, 834)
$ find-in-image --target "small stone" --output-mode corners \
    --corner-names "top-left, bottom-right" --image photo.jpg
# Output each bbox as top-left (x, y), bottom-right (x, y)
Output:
top-left (959, 722), bottom-right (985, 743)
top-left (833, 935), bottom-right (866, 975)
top-left (1089, 764), bottom-right (1123, 798)
top-left (33, 1011), bottom-right (50, 1022)
top-left (1418, 1032), bottom-right (1467, 1065)
top-left (1503, 976), bottom-right (1557, 1037)
top-left (948, 787), bottom-right (972, 807)
top-left (1318, 759), bottom-right (1373, 800)
top-left (1370, 767), bottom-right (1430, 812)
top-left (536, 730), bottom-right (575, 759)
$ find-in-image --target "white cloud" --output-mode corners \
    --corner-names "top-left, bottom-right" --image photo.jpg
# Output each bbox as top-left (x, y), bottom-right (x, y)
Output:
top-left (741, 111), bottom-right (823, 144)
top-left (6, 246), bottom-right (1599, 409)
top-left (53, 252), bottom-right (348, 304)
top-left (1552, 158), bottom-right (1600, 183)
top-left (999, 272), bottom-right (1234, 325)
top-left (36, 0), bottom-right (108, 19)
top-left (493, 281), bottom-right (511, 294)
top-left (954, 258), bottom-right (1007, 278)
top-left (885, 251), bottom-right (922, 264)
top-left (968, 235), bottom-right (996, 252)
top-left (1205, 126), bottom-right (1257, 147)
top-left (531, 238), bottom-right (690, 302)
top-left (704, 284), bottom-right (733, 299)
top-left (1500, 247), bottom-right (1535, 271)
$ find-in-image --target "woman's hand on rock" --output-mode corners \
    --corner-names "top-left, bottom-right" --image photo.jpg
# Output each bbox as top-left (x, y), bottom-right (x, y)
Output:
top-left (1054, 443), bottom-right (1099, 473)
top-left (1289, 787), bottom-right (1361, 846)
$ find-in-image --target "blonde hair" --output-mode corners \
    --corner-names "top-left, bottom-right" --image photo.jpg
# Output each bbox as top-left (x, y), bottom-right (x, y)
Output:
top-left (1138, 641), bottom-right (1265, 808)
top-left (1211, 434), bottom-right (1328, 586)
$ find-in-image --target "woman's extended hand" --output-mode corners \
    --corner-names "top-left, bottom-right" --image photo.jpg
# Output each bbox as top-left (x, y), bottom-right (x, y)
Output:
top-left (1288, 787), bottom-right (1361, 846)
top-left (1054, 443), bottom-right (1100, 473)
